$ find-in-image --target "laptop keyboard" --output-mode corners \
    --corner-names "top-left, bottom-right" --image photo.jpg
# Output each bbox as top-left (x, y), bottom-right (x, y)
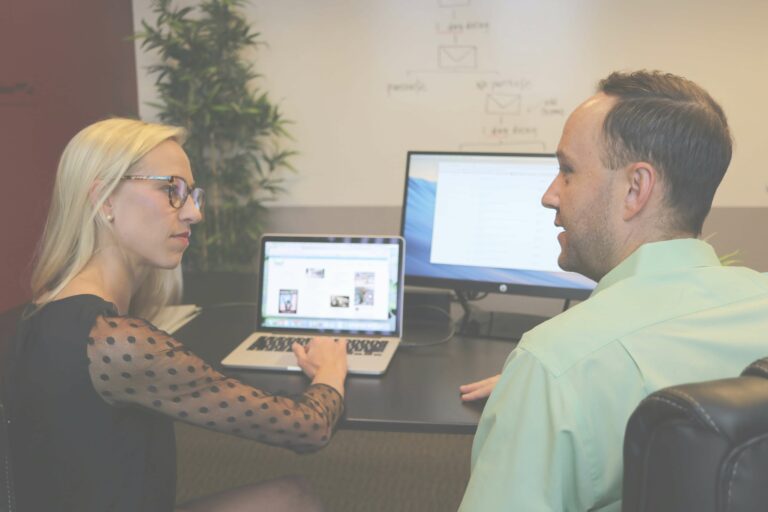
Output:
top-left (248, 336), bottom-right (389, 356)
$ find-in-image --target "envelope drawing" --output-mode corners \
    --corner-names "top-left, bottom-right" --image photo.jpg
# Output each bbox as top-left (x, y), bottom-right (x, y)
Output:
top-left (485, 93), bottom-right (521, 115)
top-left (438, 45), bottom-right (477, 69)
top-left (439, 0), bottom-right (470, 6)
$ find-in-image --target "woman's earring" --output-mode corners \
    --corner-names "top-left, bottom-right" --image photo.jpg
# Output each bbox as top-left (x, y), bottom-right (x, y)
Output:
top-left (106, 213), bottom-right (114, 223)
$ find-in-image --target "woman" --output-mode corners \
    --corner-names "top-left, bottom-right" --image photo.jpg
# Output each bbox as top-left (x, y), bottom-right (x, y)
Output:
top-left (8, 118), bottom-right (348, 512)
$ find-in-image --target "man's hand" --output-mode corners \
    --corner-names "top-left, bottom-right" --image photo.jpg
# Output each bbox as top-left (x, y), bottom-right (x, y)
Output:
top-left (459, 374), bottom-right (500, 402)
top-left (293, 337), bottom-right (348, 396)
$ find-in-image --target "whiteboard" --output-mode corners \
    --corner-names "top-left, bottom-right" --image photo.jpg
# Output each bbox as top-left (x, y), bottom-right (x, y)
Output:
top-left (133, 0), bottom-right (768, 207)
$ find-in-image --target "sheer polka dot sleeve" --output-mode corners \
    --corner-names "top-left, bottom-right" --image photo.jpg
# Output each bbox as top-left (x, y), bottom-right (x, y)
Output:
top-left (86, 315), bottom-right (344, 452)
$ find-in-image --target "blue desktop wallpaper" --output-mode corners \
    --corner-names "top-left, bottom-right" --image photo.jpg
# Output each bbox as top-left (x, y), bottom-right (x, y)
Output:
top-left (403, 177), bottom-right (594, 291)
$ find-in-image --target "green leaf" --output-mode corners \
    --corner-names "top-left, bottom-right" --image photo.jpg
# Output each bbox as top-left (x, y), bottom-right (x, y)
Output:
top-left (136, 0), bottom-right (296, 272)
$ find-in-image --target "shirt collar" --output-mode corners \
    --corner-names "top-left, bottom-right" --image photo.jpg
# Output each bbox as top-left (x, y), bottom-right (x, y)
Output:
top-left (592, 238), bottom-right (721, 296)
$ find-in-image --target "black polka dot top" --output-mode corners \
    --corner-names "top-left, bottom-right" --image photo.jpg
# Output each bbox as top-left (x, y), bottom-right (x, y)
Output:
top-left (87, 314), bottom-right (343, 449)
top-left (8, 295), bottom-right (344, 512)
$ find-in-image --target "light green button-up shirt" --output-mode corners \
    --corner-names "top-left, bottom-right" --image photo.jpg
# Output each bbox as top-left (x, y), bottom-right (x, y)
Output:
top-left (459, 239), bottom-right (768, 512)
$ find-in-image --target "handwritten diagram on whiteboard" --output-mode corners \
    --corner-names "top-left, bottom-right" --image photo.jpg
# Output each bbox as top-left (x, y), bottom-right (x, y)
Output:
top-left (133, 0), bottom-right (768, 207)
top-left (385, 0), bottom-right (565, 153)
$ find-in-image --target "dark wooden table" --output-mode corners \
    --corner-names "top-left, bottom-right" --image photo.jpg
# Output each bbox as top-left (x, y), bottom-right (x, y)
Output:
top-left (174, 303), bottom-right (517, 434)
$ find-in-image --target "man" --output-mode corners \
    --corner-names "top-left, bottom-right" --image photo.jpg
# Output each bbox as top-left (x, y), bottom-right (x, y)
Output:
top-left (458, 71), bottom-right (768, 511)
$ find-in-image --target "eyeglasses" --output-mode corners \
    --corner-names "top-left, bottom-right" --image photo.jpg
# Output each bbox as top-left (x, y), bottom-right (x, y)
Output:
top-left (121, 175), bottom-right (205, 211)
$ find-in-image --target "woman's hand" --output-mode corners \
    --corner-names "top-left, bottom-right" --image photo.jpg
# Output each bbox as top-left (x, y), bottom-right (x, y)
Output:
top-left (459, 374), bottom-right (500, 402)
top-left (293, 337), bottom-right (348, 396)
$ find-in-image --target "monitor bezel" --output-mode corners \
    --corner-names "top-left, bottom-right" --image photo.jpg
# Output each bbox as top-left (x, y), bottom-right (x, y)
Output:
top-left (399, 151), bottom-right (593, 301)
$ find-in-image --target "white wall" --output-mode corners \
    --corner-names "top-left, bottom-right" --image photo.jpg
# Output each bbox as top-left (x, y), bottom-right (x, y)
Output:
top-left (133, 0), bottom-right (768, 207)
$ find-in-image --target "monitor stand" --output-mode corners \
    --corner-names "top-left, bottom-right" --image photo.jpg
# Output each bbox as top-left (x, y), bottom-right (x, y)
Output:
top-left (456, 291), bottom-right (550, 342)
top-left (403, 289), bottom-right (550, 342)
top-left (459, 308), bottom-right (549, 341)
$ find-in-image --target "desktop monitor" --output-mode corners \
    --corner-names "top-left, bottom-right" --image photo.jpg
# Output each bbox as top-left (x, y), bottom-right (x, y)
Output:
top-left (400, 151), bottom-right (596, 301)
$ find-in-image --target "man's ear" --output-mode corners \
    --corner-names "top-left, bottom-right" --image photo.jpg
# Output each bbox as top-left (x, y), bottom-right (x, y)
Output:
top-left (622, 162), bottom-right (658, 221)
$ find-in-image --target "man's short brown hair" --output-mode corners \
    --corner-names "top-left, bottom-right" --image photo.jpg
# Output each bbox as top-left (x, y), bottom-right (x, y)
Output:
top-left (598, 71), bottom-right (732, 235)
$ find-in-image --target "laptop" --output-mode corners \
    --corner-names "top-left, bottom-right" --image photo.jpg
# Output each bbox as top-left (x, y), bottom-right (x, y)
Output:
top-left (222, 234), bottom-right (405, 375)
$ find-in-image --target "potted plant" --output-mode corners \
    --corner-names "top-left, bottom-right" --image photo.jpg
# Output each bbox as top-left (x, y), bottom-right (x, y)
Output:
top-left (136, 0), bottom-right (295, 272)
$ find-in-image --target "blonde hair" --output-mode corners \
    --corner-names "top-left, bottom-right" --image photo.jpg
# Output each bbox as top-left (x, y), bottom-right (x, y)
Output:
top-left (31, 118), bottom-right (188, 320)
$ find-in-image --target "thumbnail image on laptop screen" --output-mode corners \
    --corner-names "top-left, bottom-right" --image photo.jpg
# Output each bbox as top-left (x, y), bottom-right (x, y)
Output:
top-left (259, 237), bottom-right (403, 335)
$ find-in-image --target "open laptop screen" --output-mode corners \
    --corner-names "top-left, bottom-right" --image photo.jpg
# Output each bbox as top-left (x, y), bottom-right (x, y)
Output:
top-left (258, 236), bottom-right (404, 336)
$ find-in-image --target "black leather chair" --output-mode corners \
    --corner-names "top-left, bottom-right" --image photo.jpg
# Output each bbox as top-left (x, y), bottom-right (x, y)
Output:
top-left (0, 401), bottom-right (14, 512)
top-left (0, 306), bottom-right (22, 512)
top-left (622, 357), bottom-right (768, 512)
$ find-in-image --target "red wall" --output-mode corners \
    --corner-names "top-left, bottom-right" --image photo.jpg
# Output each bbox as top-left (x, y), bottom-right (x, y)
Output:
top-left (0, 0), bottom-right (138, 312)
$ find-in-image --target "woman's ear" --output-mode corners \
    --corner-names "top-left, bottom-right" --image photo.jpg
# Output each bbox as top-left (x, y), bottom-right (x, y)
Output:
top-left (89, 179), bottom-right (114, 223)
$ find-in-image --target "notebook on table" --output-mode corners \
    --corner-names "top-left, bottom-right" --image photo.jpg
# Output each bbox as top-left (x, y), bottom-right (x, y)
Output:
top-left (222, 234), bottom-right (405, 375)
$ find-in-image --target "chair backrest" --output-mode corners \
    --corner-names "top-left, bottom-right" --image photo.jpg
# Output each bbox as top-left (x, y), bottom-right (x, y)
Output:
top-left (0, 305), bottom-right (22, 512)
top-left (622, 357), bottom-right (768, 512)
top-left (0, 401), bottom-right (15, 512)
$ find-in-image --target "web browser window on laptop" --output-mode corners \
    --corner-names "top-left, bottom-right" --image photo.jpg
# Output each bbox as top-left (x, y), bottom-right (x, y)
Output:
top-left (222, 235), bottom-right (405, 375)
top-left (260, 239), bottom-right (400, 334)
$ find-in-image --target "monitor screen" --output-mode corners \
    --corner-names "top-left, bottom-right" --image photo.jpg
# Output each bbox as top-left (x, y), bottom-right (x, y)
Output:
top-left (400, 151), bottom-right (596, 300)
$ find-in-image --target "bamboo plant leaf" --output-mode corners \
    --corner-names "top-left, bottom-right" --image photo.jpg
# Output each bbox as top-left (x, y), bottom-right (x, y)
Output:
top-left (136, 0), bottom-right (296, 272)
